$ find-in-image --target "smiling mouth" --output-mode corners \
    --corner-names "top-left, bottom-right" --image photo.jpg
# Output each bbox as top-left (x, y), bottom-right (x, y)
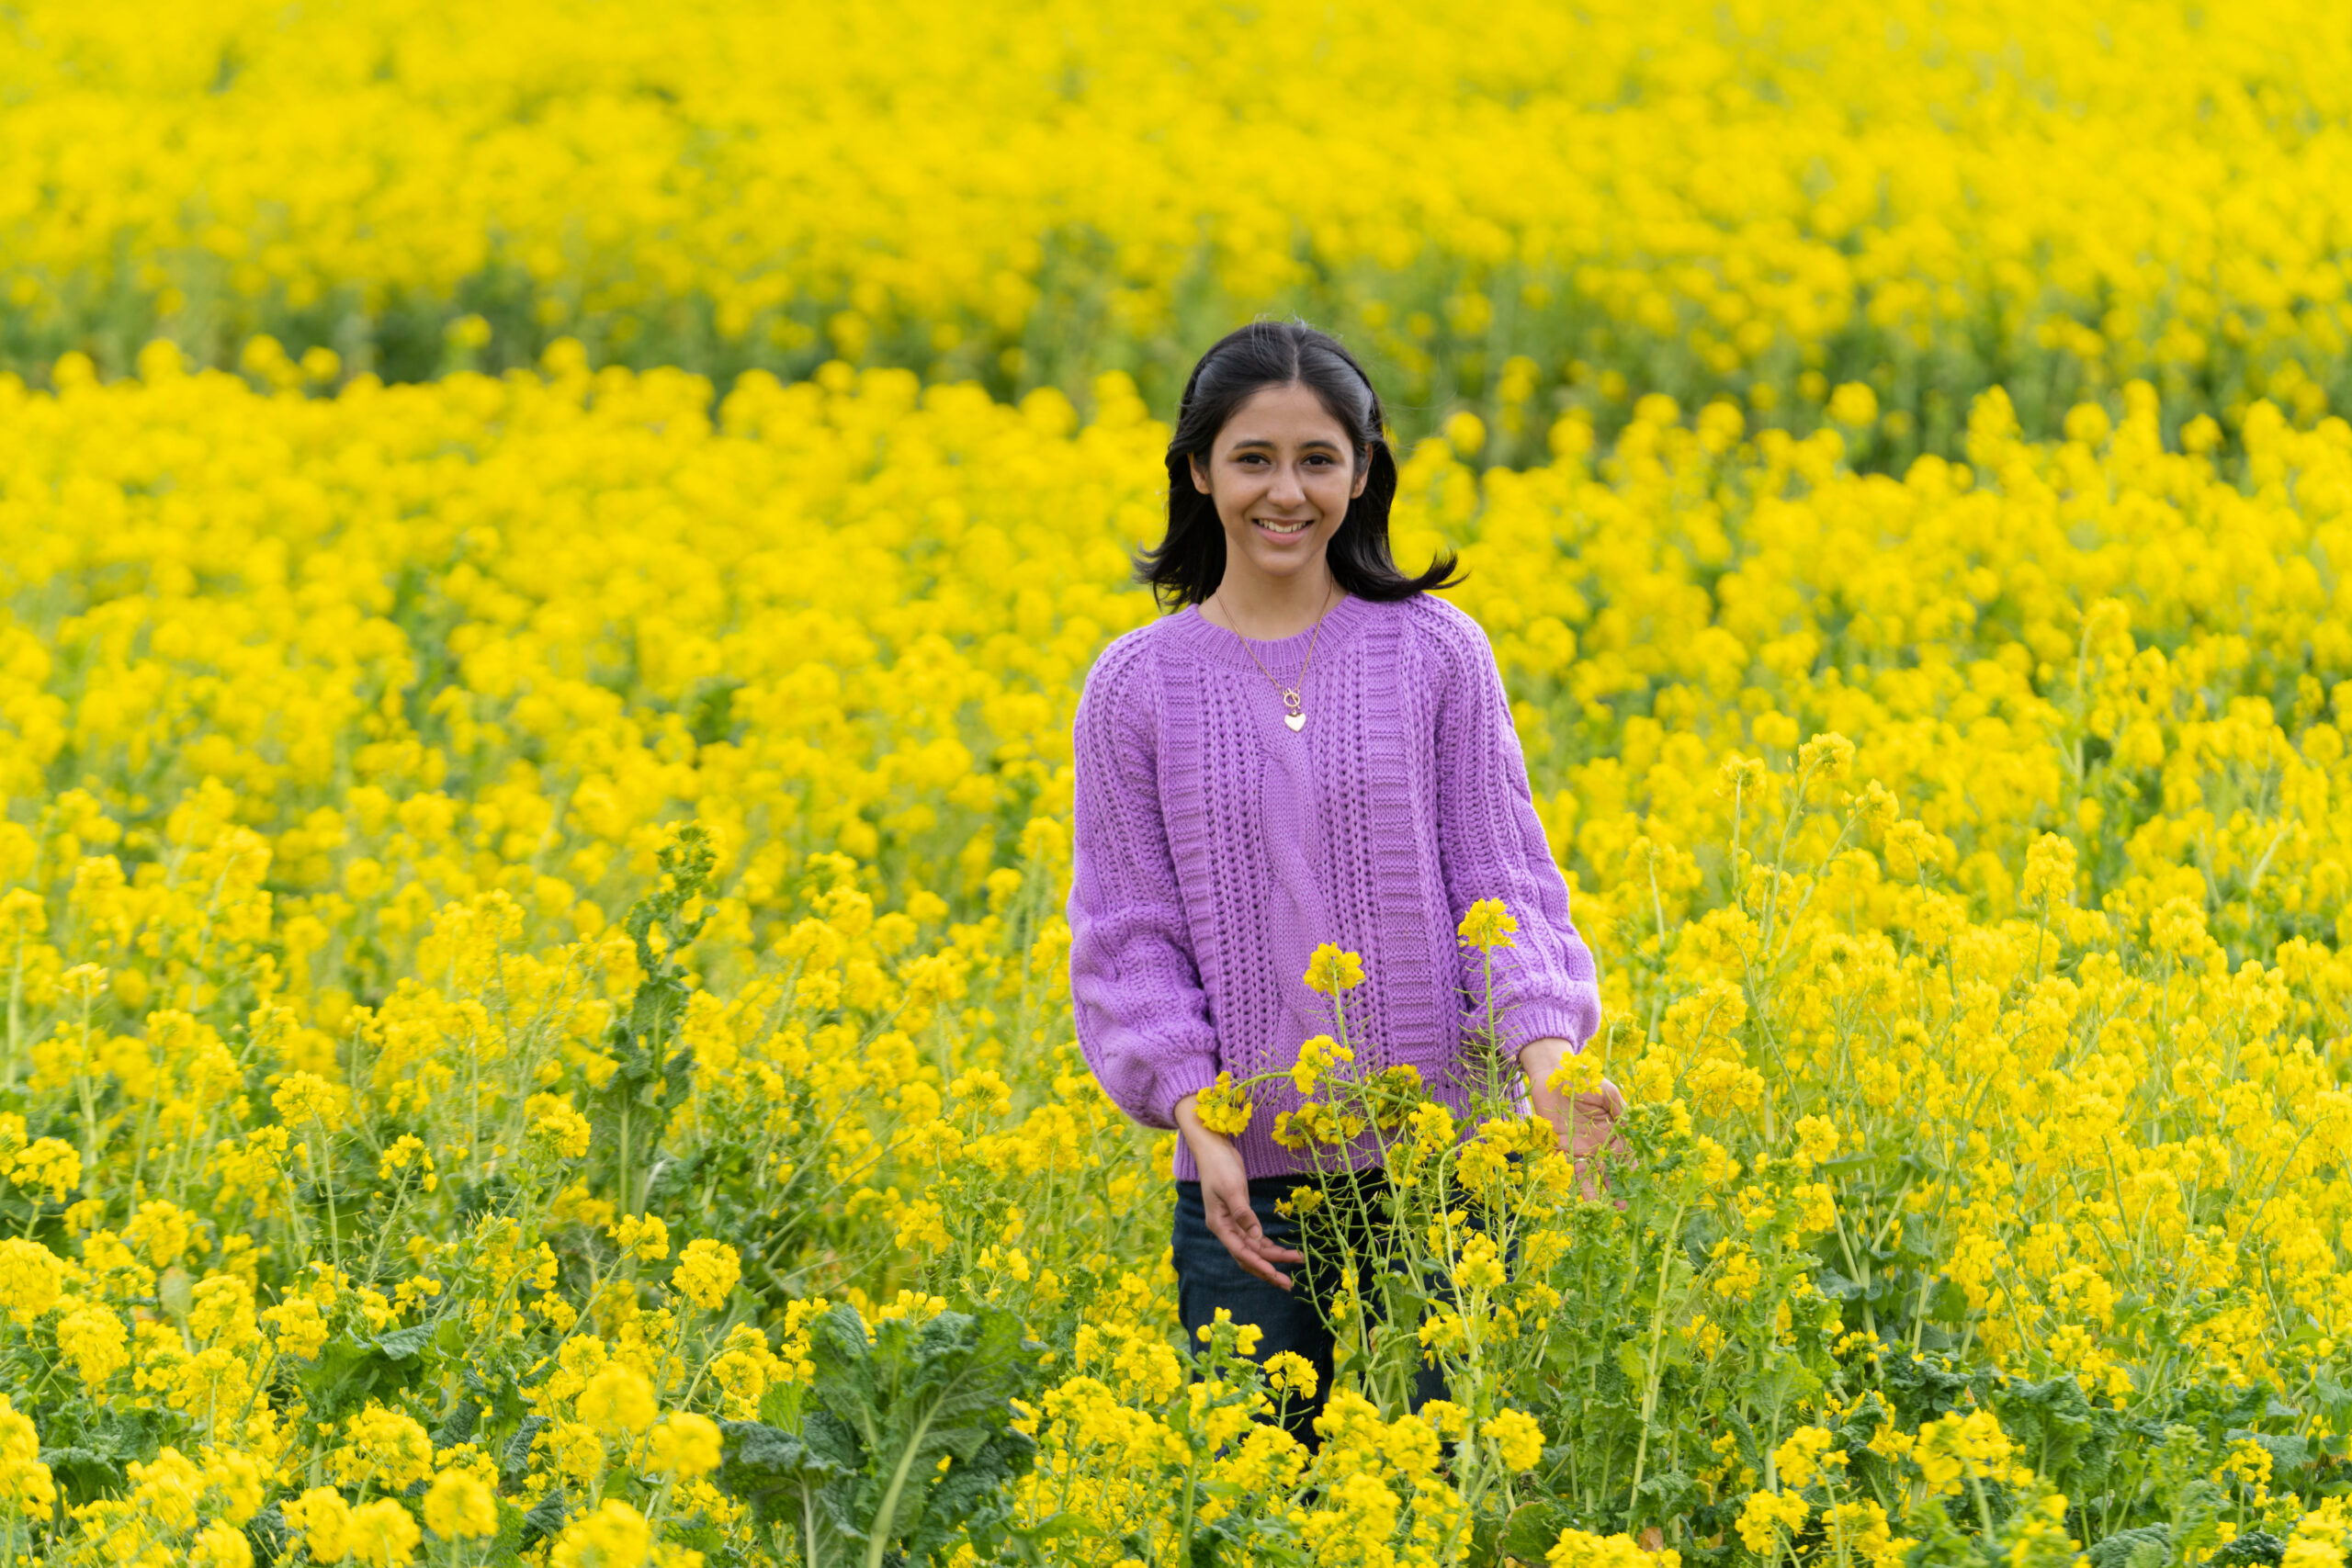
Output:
top-left (1253, 518), bottom-right (1312, 536)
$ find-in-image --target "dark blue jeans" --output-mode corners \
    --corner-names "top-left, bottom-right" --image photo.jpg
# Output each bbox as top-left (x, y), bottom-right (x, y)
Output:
top-left (1172, 1168), bottom-right (1448, 1449)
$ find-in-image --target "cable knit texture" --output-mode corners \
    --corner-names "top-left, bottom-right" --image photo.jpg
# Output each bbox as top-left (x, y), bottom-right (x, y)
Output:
top-left (1067, 590), bottom-right (1602, 1180)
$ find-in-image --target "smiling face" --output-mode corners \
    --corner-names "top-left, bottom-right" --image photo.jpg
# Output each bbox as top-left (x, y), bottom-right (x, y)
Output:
top-left (1188, 381), bottom-right (1368, 592)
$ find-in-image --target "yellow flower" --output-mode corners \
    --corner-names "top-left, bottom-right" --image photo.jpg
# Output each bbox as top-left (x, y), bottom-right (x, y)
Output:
top-left (8, 1137), bottom-right (81, 1201)
top-left (1456, 898), bottom-right (1519, 951)
top-left (284, 1486), bottom-right (356, 1562)
top-left (1736, 1489), bottom-right (1812, 1552)
top-left (1271, 1101), bottom-right (1365, 1150)
top-left (609, 1213), bottom-right (672, 1262)
top-left (1194, 1072), bottom-right (1253, 1135)
top-left (1773, 1425), bottom-right (1843, 1489)
top-left (1263, 1351), bottom-right (1318, 1401)
top-left (648, 1413), bottom-right (724, 1477)
top-left (56, 1306), bottom-right (129, 1386)
top-left (272, 1070), bottom-right (349, 1131)
top-left (1289, 1033), bottom-right (1351, 1093)
top-left (331, 1404), bottom-right (435, 1493)
top-left (0, 1395), bottom-right (54, 1521)
top-left (422, 1469), bottom-right (500, 1540)
top-left (0, 1239), bottom-right (62, 1325)
top-left (577, 1361), bottom-right (658, 1436)
top-left (263, 1297), bottom-right (331, 1361)
top-left (1551, 1528), bottom-right (1682, 1568)
top-left (347, 1496), bottom-right (424, 1565)
top-left (2020, 832), bottom-right (2078, 908)
top-left (1796, 731), bottom-right (1856, 783)
top-left (672, 1239), bottom-right (741, 1311)
top-left (194, 1520), bottom-right (255, 1568)
top-left (121, 1201), bottom-right (194, 1270)
top-left (128, 1447), bottom-right (207, 1530)
top-left (377, 1134), bottom-right (436, 1190)
top-left (1301, 943), bottom-right (1364, 995)
top-left (1826, 382), bottom-right (1878, 425)
top-left (551, 1497), bottom-right (655, 1568)
top-left (526, 1093), bottom-right (594, 1159)
top-left (1482, 1407), bottom-right (1546, 1472)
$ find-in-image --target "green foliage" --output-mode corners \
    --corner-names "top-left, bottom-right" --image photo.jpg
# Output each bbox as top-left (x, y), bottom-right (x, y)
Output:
top-left (718, 1303), bottom-right (1043, 1567)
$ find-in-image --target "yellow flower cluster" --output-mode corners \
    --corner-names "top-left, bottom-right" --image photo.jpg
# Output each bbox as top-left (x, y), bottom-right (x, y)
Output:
top-left (4, 0), bottom-right (2347, 454)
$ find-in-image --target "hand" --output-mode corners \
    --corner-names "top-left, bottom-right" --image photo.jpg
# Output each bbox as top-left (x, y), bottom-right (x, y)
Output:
top-left (1517, 1038), bottom-right (1630, 1202)
top-left (1174, 1093), bottom-right (1306, 1290)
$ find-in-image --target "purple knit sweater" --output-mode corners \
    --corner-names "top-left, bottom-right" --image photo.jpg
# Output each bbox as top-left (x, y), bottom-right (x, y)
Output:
top-left (1067, 590), bottom-right (1602, 1181)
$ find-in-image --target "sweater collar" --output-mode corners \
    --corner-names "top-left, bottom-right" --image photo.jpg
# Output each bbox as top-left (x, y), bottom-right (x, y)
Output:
top-left (1163, 589), bottom-right (1374, 671)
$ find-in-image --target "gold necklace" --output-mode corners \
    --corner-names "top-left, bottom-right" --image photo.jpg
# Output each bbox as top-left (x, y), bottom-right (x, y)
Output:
top-left (1209, 584), bottom-right (1335, 731)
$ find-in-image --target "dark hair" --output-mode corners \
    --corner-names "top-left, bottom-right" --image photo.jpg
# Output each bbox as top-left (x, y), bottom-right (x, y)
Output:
top-left (1136, 320), bottom-right (1464, 608)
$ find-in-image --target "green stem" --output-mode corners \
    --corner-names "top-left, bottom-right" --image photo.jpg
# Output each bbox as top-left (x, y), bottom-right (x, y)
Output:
top-left (1626, 1198), bottom-right (1692, 1516)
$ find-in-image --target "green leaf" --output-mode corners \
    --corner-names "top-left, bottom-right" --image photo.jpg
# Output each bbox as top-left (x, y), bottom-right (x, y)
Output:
top-left (2085, 1526), bottom-right (2170, 1568)
top-left (1499, 1498), bottom-right (1578, 1561)
top-left (244, 1502), bottom-right (291, 1568)
top-left (38, 1446), bottom-right (122, 1506)
top-left (503, 1415), bottom-right (549, 1480)
top-left (718, 1419), bottom-right (863, 1567)
top-left (299, 1327), bottom-right (426, 1426)
top-left (1633, 1467), bottom-right (1700, 1526)
top-left (431, 1393), bottom-right (481, 1450)
top-left (2211, 1532), bottom-right (2286, 1567)
top-left (374, 1323), bottom-right (435, 1361)
top-left (717, 1303), bottom-right (1045, 1568)
top-left (1992, 1374), bottom-right (2101, 1488)
top-left (1815, 1266), bottom-right (1866, 1301)
top-left (519, 1485), bottom-right (569, 1552)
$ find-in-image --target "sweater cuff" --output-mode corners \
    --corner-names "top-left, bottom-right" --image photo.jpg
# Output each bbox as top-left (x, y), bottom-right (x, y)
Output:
top-left (1143, 1053), bottom-right (1224, 1132)
top-left (1491, 993), bottom-right (1601, 1060)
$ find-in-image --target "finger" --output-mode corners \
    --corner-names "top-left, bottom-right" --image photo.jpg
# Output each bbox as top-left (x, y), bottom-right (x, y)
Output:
top-left (1232, 1214), bottom-right (1305, 1269)
top-left (1208, 1207), bottom-right (1297, 1287)
top-left (1223, 1228), bottom-right (1294, 1288)
top-left (1245, 1251), bottom-right (1295, 1289)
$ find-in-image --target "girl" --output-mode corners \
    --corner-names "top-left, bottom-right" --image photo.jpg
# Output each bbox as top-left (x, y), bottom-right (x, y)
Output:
top-left (1066, 320), bottom-right (1616, 1442)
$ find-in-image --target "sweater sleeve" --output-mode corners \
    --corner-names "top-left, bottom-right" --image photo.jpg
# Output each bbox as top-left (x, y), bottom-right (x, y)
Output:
top-left (1066, 645), bottom-right (1223, 1130)
top-left (1431, 612), bottom-right (1603, 1059)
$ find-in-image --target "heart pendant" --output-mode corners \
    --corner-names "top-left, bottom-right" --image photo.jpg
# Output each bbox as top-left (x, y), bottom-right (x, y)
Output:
top-left (1284, 713), bottom-right (1306, 731)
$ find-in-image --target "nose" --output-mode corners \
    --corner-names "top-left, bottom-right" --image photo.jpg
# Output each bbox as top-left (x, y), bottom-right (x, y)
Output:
top-left (1267, 463), bottom-right (1306, 506)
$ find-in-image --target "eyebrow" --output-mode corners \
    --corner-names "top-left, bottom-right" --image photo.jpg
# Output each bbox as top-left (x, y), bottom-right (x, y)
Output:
top-left (1227, 434), bottom-right (1345, 452)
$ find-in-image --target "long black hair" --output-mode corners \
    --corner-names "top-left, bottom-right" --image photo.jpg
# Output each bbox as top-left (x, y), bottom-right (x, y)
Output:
top-left (1136, 320), bottom-right (1464, 608)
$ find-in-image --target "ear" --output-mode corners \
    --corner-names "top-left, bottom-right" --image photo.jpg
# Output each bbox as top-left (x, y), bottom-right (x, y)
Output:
top-left (1189, 453), bottom-right (1212, 495)
top-left (1351, 454), bottom-right (1370, 499)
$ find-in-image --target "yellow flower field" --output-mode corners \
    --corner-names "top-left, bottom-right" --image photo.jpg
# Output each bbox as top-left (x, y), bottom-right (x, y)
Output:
top-left (2, 0), bottom-right (2352, 1563)
top-left (2, 338), bottom-right (2351, 1562)
top-left (4, 0), bottom-right (2351, 457)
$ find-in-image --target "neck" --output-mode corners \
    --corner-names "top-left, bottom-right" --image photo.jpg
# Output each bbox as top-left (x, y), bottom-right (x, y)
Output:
top-left (1204, 563), bottom-right (1340, 638)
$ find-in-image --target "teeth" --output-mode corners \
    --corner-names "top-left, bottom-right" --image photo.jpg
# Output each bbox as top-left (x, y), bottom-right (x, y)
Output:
top-left (1255, 519), bottom-right (1309, 535)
